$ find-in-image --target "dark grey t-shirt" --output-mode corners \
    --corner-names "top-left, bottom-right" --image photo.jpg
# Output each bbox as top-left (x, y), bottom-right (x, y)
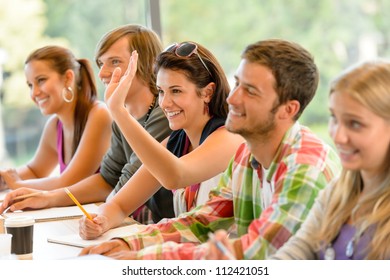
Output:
top-left (100, 103), bottom-right (174, 221)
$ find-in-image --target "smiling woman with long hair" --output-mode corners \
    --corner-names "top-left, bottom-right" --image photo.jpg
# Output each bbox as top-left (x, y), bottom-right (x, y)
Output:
top-left (271, 60), bottom-right (390, 259)
top-left (0, 46), bottom-right (112, 191)
top-left (78, 41), bottom-right (244, 240)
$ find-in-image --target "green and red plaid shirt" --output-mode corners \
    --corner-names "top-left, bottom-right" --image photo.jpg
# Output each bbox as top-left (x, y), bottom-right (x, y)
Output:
top-left (122, 122), bottom-right (341, 259)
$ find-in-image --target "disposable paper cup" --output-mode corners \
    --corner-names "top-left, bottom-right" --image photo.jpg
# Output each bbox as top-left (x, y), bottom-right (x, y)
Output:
top-left (5, 216), bottom-right (35, 260)
top-left (0, 233), bottom-right (12, 258)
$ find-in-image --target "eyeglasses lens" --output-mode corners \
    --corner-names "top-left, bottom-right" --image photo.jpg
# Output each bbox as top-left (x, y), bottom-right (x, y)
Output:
top-left (175, 43), bottom-right (197, 57)
top-left (164, 43), bottom-right (177, 53)
top-left (163, 42), bottom-right (212, 78)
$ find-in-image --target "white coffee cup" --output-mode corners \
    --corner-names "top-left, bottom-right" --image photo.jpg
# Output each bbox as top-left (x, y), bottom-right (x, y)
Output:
top-left (5, 216), bottom-right (35, 260)
top-left (0, 233), bottom-right (12, 259)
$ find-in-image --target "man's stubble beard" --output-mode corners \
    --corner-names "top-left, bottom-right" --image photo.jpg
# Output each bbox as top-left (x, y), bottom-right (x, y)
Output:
top-left (226, 111), bottom-right (277, 142)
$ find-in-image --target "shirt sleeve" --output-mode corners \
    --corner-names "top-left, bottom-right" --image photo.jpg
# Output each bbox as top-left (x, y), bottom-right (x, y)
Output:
top-left (235, 162), bottom-right (331, 259)
top-left (100, 122), bottom-right (127, 188)
top-left (270, 184), bottom-right (332, 259)
top-left (121, 161), bottom-right (236, 259)
top-left (120, 129), bottom-right (337, 260)
top-left (100, 107), bottom-right (172, 191)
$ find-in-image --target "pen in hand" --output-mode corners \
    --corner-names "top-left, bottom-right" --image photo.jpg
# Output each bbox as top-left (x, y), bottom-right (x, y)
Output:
top-left (64, 188), bottom-right (93, 220)
top-left (208, 232), bottom-right (236, 260)
top-left (0, 191), bottom-right (48, 203)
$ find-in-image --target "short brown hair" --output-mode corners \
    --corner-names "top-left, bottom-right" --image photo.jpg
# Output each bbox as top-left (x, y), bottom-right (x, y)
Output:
top-left (95, 24), bottom-right (163, 96)
top-left (242, 39), bottom-right (319, 120)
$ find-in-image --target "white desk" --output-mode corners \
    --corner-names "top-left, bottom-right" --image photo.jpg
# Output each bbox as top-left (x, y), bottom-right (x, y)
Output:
top-left (33, 219), bottom-right (82, 260)
top-left (30, 216), bottom-right (139, 260)
top-left (1, 190), bottom-right (138, 260)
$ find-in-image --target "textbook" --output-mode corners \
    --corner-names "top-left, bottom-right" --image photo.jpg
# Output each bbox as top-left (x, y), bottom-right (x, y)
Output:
top-left (47, 223), bottom-right (146, 248)
top-left (1, 204), bottom-right (100, 222)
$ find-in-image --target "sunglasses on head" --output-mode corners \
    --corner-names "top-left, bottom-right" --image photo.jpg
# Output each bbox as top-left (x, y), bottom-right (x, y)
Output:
top-left (164, 42), bottom-right (213, 77)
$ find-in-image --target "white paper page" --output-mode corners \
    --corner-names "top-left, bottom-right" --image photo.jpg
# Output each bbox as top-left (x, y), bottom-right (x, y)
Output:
top-left (1, 204), bottom-right (99, 222)
top-left (47, 224), bottom-right (146, 248)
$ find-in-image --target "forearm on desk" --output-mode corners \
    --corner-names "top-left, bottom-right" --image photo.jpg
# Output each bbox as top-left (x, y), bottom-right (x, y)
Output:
top-left (51, 174), bottom-right (113, 207)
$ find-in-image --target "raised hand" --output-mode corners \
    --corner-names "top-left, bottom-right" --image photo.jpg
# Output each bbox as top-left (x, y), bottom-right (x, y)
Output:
top-left (104, 50), bottom-right (139, 117)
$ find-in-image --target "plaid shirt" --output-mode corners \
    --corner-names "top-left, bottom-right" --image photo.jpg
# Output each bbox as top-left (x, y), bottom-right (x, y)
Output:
top-left (122, 122), bottom-right (341, 259)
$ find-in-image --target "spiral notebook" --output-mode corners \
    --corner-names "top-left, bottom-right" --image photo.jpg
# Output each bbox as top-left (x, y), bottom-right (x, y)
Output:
top-left (1, 203), bottom-right (100, 222)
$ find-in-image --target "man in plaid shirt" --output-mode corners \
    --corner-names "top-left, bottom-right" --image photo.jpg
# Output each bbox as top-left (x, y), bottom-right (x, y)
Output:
top-left (80, 39), bottom-right (341, 260)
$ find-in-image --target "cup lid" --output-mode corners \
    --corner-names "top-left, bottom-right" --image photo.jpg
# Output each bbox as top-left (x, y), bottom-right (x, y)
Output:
top-left (4, 216), bottom-right (35, 227)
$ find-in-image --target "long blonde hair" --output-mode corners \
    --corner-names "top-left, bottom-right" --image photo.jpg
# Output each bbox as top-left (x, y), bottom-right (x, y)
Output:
top-left (316, 60), bottom-right (390, 259)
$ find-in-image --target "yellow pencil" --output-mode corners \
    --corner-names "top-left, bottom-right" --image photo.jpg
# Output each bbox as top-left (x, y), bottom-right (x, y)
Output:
top-left (0, 191), bottom-right (48, 203)
top-left (64, 188), bottom-right (93, 220)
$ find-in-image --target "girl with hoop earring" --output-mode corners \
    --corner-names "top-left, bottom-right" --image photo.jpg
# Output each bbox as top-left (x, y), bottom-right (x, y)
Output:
top-left (0, 45), bottom-right (112, 191)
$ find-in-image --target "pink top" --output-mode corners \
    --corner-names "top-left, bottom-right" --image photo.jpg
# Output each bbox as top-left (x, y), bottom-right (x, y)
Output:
top-left (57, 120), bottom-right (67, 174)
top-left (57, 120), bottom-right (100, 174)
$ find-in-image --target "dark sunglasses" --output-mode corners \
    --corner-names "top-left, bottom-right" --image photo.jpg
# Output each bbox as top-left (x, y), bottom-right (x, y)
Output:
top-left (164, 42), bottom-right (212, 77)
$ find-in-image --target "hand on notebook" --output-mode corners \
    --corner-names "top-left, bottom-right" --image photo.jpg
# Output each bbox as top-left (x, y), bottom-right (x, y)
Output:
top-left (100, 248), bottom-right (138, 260)
top-left (79, 239), bottom-right (135, 259)
top-left (79, 214), bottom-right (109, 240)
top-left (0, 188), bottom-right (50, 213)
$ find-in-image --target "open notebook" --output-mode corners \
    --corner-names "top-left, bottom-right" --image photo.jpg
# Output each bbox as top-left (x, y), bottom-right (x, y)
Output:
top-left (47, 223), bottom-right (146, 248)
top-left (1, 204), bottom-right (99, 222)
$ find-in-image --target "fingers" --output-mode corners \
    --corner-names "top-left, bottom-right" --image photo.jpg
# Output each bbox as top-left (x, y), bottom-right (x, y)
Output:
top-left (79, 239), bottom-right (127, 256)
top-left (0, 188), bottom-right (34, 213)
top-left (0, 175), bottom-right (8, 191)
top-left (214, 229), bottom-right (229, 241)
top-left (206, 230), bottom-right (235, 260)
top-left (214, 230), bottom-right (232, 252)
top-left (107, 50), bottom-right (137, 88)
top-left (110, 67), bottom-right (122, 85)
top-left (9, 197), bottom-right (40, 212)
top-left (207, 241), bottom-right (221, 260)
top-left (126, 50), bottom-right (138, 78)
top-left (118, 51), bottom-right (138, 87)
top-left (1, 168), bottom-right (19, 182)
top-left (79, 245), bottom-right (96, 256)
top-left (0, 168), bottom-right (22, 190)
top-left (0, 202), bottom-right (8, 214)
top-left (7, 200), bottom-right (30, 212)
top-left (207, 234), bottom-right (226, 260)
top-left (104, 51), bottom-right (139, 115)
top-left (79, 214), bottom-right (104, 240)
top-left (107, 250), bottom-right (138, 260)
top-left (3, 188), bottom-right (50, 212)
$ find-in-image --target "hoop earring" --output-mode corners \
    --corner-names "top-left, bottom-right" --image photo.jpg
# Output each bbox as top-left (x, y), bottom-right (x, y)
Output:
top-left (62, 87), bottom-right (74, 103)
